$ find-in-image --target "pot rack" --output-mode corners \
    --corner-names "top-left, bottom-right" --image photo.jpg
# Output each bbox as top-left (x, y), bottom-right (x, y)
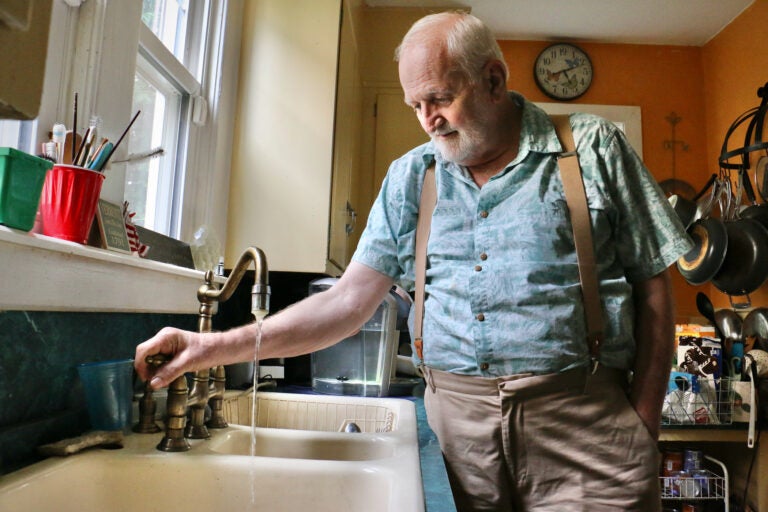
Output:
top-left (719, 82), bottom-right (768, 173)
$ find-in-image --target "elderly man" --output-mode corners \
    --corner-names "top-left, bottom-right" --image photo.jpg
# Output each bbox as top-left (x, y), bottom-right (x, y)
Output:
top-left (137, 11), bottom-right (691, 511)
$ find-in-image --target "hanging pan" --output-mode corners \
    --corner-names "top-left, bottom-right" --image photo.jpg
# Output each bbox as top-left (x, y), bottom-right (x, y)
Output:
top-left (711, 172), bottom-right (768, 307)
top-left (677, 179), bottom-right (728, 286)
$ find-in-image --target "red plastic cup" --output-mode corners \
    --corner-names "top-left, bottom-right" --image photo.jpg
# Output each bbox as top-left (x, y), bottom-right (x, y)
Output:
top-left (39, 164), bottom-right (105, 244)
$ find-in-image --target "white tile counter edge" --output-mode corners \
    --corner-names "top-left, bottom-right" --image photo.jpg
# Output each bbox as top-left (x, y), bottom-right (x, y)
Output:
top-left (0, 225), bottom-right (223, 313)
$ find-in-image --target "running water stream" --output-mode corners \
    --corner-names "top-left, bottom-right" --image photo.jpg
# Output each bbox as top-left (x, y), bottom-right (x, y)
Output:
top-left (249, 318), bottom-right (264, 507)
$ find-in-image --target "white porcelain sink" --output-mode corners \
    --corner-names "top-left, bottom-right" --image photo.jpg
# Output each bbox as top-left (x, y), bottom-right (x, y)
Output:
top-left (0, 393), bottom-right (424, 512)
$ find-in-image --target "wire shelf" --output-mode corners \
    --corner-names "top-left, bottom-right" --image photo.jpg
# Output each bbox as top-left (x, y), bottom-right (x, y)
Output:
top-left (660, 455), bottom-right (730, 512)
top-left (661, 376), bottom-right (735, 426)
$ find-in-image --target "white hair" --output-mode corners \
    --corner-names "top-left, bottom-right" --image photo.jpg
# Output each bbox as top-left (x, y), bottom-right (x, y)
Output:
top-left (394, 11), bottom-right (508, 84)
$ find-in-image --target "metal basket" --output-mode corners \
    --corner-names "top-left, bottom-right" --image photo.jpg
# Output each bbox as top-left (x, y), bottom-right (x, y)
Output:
top-left (661, 375), bottom-right (735, 426)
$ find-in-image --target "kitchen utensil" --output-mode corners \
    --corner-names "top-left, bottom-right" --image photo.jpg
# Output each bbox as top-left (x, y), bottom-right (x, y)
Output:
top-left (714, 308), bottom-right (742, 371)
top-left (690, 174), bottom-right (718, 222)
top-left (725, 355), bottom-right (742, 378)
top-left (743, 307), bottom-right (768, 351)
top-left (695, 292), bottom-right (723, 340)
top-left (745, 358), bottom-right (757, 448)
top-left (714, 308), bottom-right (743, 343)
top-left (742, 350), bottom-right (768, 448)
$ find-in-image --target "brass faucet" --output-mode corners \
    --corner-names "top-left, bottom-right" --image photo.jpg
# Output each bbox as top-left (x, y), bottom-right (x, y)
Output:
top-left (152, 246), bottom-right (270, 452)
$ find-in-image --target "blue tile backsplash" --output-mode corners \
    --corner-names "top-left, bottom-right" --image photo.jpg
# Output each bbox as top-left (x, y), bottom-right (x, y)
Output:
top-left (0, 270), bottom-right (324, 473)
top-left (0, 310), bottom-right (197, 472)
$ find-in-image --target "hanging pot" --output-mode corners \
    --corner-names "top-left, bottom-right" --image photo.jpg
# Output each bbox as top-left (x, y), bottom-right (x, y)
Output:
top-left (677, 180), bottom-right (728, 286)
top-left (710, 167), bottom-right (768, 304)
top-left (676, 216), bottom-right (728, 285)
top-left (711, 217), bottom-right (768, 298)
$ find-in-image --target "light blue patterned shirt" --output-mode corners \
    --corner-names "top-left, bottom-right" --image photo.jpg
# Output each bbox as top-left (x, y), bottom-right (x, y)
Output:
top-left (352, 93), bottom-right (693, 376)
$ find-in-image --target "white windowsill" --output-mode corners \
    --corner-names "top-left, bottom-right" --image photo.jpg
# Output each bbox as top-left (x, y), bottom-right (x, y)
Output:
top-left (0, 225), bottom-right (214, 313)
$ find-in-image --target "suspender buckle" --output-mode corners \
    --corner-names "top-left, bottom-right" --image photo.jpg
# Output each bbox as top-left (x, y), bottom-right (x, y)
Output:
top-left (414, 337), bottom-right (424, 362)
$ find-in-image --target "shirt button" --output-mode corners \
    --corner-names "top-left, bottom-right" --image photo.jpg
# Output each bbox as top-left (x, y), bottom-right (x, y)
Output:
top-left (476, 313), bottom-right (485, 321)
top-left (479, 210), bottom-right (489, 218)
top-left (474, 265), bottom-right (482, 272)
top-left (480, 362), bottom-right (490, 371)
top-left (479, 252), bottom-right (488, 261)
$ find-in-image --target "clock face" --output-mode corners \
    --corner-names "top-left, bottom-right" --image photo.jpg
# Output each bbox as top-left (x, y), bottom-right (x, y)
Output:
top-left (534, 43), bottom-right (593, 100)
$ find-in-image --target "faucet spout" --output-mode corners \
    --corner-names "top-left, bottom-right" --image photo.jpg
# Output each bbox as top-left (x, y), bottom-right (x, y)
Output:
top-left (199, 246), bottom-right (270, 326)
top-left (153, 247), bottom-right (270, 451)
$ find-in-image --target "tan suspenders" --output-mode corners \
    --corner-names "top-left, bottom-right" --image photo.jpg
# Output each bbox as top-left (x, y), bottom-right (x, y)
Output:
top-left (413, 114), bottom-right (604, 372)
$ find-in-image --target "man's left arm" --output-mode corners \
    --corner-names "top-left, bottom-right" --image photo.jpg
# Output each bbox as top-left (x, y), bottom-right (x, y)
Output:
top-left (629, 268), bottom-right (675, 440)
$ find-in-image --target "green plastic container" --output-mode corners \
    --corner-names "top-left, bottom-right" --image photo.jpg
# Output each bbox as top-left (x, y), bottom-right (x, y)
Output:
top-left (0, 147), bottom-right (53, 231)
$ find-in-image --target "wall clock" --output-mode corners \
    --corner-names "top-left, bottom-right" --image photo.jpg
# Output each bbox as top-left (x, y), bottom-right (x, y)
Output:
top-left (534, 43), bottom-right (593, 101)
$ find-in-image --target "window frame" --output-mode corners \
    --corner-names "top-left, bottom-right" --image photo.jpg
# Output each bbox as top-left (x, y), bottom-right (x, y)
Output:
top-left (36, 0), bottom-right (240, 244)
top-left (0, 0), bottom-right (243, 313)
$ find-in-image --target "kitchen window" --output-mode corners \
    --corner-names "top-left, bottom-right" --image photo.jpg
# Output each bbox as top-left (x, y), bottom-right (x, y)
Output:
top-left (0, 0), bottom-right (243, 312)
top-left (1, 0), bottom-right (239, 243)
top-left (124, 0), bottom-right (210, 237)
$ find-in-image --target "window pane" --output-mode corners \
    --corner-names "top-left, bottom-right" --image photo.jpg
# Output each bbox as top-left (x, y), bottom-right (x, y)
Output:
top-left (0, 120), bottom-right (36, 154)
top-left (142, 0), bottom-right (189, 64)
top-left (124, 55), bottom-right (183, 235)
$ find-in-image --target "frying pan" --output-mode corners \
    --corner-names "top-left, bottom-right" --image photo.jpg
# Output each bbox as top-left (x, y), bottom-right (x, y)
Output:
top-left (711, 216), bottom-right (768, 298)
top-left (712, 171), bottom-right (768, 300)
top-left (677, 181), bottom-right (728, 286)
top-left (677, 219), bottom-right (728, 285)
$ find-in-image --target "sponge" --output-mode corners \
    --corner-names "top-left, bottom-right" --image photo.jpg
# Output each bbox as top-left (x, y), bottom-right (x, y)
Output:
top-left (38, 430), bottom-right (124, 457)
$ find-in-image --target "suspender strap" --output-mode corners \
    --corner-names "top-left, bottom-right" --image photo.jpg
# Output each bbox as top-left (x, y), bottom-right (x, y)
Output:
top-left (551, 115), bottom-right (604, 372)
top-left (414, 163), bottom-right (436, 362)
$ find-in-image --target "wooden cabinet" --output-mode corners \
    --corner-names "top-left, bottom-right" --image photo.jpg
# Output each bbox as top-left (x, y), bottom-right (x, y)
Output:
top-left (0, 0), bottom-right (52, 119)
top-left (226, 0), bottom-right (362, 274)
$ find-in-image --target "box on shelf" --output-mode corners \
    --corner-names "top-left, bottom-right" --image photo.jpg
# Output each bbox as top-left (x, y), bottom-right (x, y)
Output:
top-left (0, 147), bottom-right (53, 231)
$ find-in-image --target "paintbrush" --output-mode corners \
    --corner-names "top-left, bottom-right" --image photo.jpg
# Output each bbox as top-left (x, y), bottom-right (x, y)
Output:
top-left (98, 110), bottom-right (140, 171)
top-left (71, 93), bottom-right (78, 162)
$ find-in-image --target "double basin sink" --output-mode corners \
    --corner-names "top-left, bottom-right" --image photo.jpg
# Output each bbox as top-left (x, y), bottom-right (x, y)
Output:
top-left (0, 392), bottom-right (424, 511)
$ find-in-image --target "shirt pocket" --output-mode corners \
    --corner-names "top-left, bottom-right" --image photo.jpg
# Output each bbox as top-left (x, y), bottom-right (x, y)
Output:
top-left (497, 181), bottom-right (609, 264)
top-left (430, 200), bottom-right (475, 260)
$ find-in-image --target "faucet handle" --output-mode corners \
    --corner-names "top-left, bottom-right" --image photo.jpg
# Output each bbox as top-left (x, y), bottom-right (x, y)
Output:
top-left (145, 353), bottom-right (173, 367)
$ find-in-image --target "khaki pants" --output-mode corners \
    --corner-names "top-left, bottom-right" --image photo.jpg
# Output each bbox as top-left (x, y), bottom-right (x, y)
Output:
top-left (423, 366), bottom-right (661, 512)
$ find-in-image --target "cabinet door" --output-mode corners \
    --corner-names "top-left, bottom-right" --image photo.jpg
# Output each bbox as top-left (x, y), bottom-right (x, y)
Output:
top-left (226, 0), bottom-right (342, 272)
top-left (328, 0), bottom-right (361, 273)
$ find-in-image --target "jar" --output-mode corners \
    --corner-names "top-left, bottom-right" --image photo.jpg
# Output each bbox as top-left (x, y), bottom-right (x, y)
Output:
top-left (683, 448), bottom-right (703, 472)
